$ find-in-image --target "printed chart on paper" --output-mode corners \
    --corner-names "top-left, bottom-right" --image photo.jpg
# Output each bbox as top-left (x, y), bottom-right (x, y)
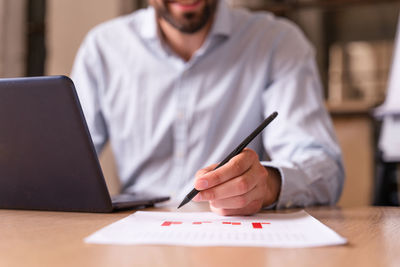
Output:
top-left (85, 210), bottom-right (347, 248)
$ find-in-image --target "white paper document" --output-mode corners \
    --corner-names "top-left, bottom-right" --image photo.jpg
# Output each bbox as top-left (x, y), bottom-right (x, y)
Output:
top-left (85, 210), bottom-right (347, 248)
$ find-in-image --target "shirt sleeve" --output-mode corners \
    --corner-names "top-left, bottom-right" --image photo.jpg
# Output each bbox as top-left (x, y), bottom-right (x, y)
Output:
top-left (261, 22), bottom-right (345, 209)
top-left (70, 32), bottom-right (109, 155)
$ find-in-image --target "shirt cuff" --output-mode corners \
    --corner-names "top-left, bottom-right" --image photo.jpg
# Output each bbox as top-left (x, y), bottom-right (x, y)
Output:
top-left (262, 200), bottom-right (278, 210)
top-left (261, 160), bottom-right (308, 209)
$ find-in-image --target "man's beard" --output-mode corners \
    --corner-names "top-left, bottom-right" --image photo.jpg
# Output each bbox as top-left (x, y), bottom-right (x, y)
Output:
top-left (154, 0), bottom-right (217, 34)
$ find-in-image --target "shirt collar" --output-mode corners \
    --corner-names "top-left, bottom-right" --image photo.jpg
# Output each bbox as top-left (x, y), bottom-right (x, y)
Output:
top-left (137, 0), bottom-right (232, 41)
top-left (137, 7), bottom-right (158, 41)
top-left (209, 0), bottom-right (232, 38)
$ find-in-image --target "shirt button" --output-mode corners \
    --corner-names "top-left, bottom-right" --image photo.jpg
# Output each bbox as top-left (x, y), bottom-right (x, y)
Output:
top-left (177, 112), bottom-right (184, 120)
top-left (285, 201), bottom-right (293, 208)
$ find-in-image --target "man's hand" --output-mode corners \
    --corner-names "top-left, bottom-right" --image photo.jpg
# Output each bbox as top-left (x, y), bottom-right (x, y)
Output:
top-left (192, 148), bottom-right (281, 216)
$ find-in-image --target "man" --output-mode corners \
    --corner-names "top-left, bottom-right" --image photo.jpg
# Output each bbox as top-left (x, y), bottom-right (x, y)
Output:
top-left (71, 0), bottom-right (344, 215)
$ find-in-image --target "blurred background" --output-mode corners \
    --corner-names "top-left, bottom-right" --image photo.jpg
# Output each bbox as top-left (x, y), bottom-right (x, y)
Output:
top-left (1, 0), bottom-right (399, 207)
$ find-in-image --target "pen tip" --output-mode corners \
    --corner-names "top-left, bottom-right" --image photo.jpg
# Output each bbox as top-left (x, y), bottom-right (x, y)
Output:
top-left (177, 198), bottom-right (189, 209)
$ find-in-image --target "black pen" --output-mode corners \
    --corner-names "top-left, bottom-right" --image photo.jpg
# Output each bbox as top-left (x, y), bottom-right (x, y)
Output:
top-left (177, 111), bottom-right (278, 209)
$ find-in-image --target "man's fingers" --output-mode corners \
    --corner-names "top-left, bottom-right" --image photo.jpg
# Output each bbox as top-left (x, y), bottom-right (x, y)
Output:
top-left (193, 163), bottom-right (219, 192)
top-left (210, 199), bottom-right (263, 216)
top-left (209, 185), bottom-right (260, 209)
top-left (194, 149), bottom-right (256, 190)
top-left (195, 171), bottom-right (258, 201)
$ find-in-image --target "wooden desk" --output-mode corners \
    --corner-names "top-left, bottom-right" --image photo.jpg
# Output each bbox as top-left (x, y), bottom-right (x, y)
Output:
top-left (1, 205), bottom-right (399, 267)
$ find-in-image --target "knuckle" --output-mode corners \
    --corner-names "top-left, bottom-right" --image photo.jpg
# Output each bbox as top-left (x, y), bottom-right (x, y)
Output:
top-left (236, 196), bottom-right (248, 208)
top-left (219, 209), bottom-right (230, 216)
top-left (232, 158), bottom-right (244, 173)
top-left (251, 150), bottom-right (259, 161)
top-left (245, 148), bottom-right (258, 160)
top-left (195, 169), bottom-right (206, 178)
top-left (237, 177), bottom-right (250, 193)
top-left (215, 201), bottom-right (225, 209)
top-left (211, 203), bottom-right (229, 216)
top-left (204, 190), bottom-right (215, 200)
top-left (249, 200), bottom-right (263, 213)
top-left (212, 171), bottom-right (222, 184)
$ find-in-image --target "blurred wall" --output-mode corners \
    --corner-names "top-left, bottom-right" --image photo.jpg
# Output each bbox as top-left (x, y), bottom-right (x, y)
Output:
top-left (46, 0), bottom-right (122, 76)
top-left (0, 0), bottom-right (26, 77)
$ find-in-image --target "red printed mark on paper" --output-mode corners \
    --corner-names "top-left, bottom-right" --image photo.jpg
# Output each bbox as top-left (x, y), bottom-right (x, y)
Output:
top-left (252, 222), bottom-right (271, 229)
top-left (192, 221), bottom-right (213, 225)
top-left (222, 222), bottom-right (242, 225)
top-left (161, 221), bottom-right (183, 226)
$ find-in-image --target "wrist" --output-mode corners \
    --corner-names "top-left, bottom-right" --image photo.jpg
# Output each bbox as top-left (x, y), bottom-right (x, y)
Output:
top-left (263, 167), bottom-right (282, 207)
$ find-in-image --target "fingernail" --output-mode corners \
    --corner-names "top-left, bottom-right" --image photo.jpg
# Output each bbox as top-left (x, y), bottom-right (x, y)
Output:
top-left (196, 179), bottom-right (208, 190)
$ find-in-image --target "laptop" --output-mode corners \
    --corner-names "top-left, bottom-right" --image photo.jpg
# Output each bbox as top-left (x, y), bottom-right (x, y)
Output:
top-left (0, 76), bottom-right (169, 212)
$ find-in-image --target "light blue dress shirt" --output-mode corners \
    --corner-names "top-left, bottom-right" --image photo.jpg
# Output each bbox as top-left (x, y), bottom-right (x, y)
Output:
top-left (71, 0), bottom-right (344, 208)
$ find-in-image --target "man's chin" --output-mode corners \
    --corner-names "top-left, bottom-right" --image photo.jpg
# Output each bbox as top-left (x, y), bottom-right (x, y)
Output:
top-left (177, 23), bottom-right (207, 34)
top-left (155, 0), bottom-right (216, 34)
top-left (172, 15), bottom-right (208, 33)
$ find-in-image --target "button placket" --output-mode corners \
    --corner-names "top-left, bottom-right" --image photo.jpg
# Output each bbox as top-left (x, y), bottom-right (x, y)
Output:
top-left (170, 70), bottom-right (190, 190)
